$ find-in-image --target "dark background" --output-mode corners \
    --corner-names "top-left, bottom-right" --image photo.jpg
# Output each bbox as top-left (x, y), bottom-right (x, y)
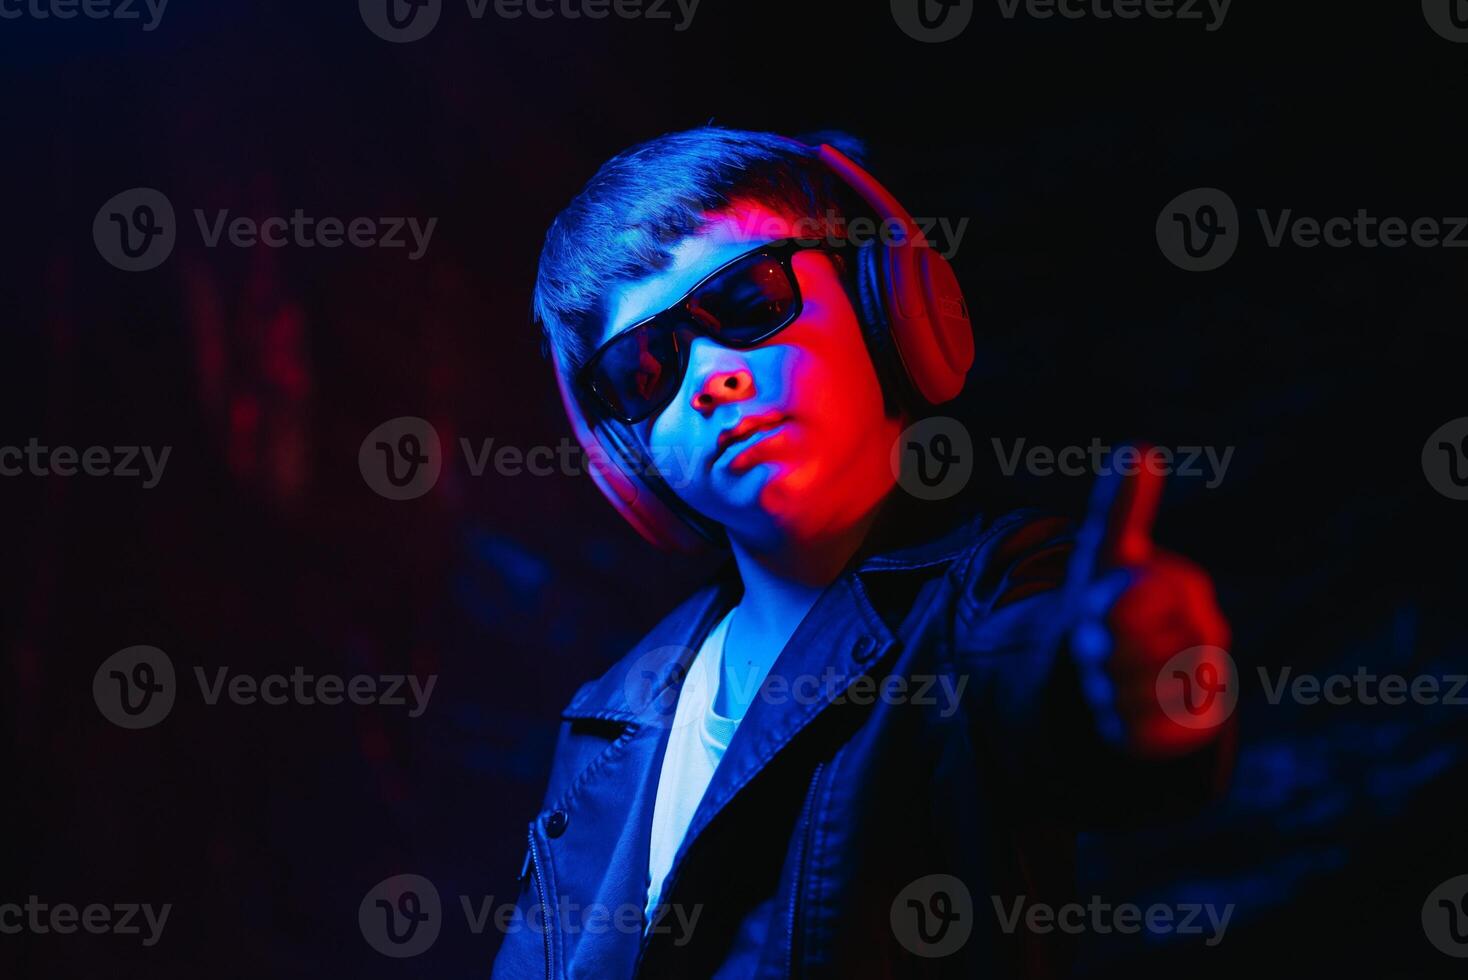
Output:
top-left (3, 1), bottom-right (1467, 976)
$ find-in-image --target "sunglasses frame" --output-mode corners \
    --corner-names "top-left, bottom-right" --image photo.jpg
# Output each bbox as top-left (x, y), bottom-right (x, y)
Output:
top-left (577, 237), bottom-right (828, 424)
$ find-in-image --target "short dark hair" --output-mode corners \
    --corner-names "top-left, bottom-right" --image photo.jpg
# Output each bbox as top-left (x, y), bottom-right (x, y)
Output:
top-left (533, 126), bottom-right (868, 374)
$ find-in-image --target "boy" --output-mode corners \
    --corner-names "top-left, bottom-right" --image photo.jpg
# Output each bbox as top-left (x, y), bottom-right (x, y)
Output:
top-left (492, 127), bottom-right (1234, 977)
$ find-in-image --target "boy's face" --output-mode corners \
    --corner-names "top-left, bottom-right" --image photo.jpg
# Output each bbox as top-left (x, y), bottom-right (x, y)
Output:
top-left (596, 202), bottom-right (907, 549)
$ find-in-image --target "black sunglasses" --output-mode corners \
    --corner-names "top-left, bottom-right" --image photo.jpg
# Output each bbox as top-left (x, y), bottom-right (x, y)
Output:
top-left (577, 238), bottom-right (826, 424)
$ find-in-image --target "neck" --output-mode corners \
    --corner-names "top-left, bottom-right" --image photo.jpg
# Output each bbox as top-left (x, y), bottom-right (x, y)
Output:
top-left (711, 491), bottom-right (903, 719)
top-left (725, 501), bottom-right (886, 635)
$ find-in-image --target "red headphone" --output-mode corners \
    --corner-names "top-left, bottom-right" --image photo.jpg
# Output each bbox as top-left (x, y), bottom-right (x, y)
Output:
top-left (549, 141), bottom-right (975, 553)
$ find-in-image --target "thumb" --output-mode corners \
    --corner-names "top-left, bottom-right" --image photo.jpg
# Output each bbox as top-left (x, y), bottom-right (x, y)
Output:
top-left (1068, 443), bottom-right (1164, 586)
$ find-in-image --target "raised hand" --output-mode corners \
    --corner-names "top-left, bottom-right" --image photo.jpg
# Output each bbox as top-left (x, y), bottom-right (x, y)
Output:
top-left (1065, 446), bottom-right (1234, 758)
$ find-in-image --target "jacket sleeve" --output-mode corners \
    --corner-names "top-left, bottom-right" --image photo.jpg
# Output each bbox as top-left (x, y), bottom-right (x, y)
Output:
top-left (952, 513), bottom-right (1236, 829)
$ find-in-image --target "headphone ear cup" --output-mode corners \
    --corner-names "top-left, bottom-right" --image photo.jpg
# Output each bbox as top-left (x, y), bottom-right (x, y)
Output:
top-left (852, 243), bottom-right (915, 417)
top-left (915, 247), bottom-right (974, 388)
top-left (882, 240), bottom-right (973, 405)
top-left (814, 143), bottom-right (975, 405)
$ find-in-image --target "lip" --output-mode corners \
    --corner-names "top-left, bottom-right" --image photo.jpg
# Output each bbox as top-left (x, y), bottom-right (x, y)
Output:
top-left (711, 412), bottom-right (788, 468)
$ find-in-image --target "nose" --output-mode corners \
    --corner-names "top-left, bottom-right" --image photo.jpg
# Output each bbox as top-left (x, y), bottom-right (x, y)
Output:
top-left (690, 365), bottom-right (755, 416)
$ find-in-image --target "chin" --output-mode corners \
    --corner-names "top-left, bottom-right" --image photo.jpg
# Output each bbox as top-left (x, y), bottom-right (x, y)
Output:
top-left (702, 462), bottom-right (813, 542)
top-left (754, 464), bottom-right (855, 541)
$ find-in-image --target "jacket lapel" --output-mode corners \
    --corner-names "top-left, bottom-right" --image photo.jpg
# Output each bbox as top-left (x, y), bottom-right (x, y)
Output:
top-left (648, 571), bottom-right (898, 916)
top-left (541, 574), bottom-right (738, 974)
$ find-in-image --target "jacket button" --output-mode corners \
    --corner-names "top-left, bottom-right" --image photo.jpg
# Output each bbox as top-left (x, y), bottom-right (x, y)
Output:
top-left (545, 810), bottom-right (568, 838)
top-left (853, 636), bottom-right (877, 661)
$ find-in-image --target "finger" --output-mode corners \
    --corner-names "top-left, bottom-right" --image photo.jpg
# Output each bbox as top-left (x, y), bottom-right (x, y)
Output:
top-left (1105, 443), bottom-right (1163, 565)
top-left (1073, 444), bottom-right (1164, 584)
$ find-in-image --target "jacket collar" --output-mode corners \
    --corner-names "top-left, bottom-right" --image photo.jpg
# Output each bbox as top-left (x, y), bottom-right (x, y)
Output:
top-left (562, 499), bottom-right (995, 725)
top-left (562, 573), bottom-right (740, 727)
top-left (546, 500), bottom-right (1002, 974)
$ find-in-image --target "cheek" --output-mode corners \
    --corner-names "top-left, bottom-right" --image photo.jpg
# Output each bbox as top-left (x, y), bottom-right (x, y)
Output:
top-left (783, 291), bottom-right (888, 431)
top-left (643, 407), bottom-right (705, 495)
top-left (643, 412), bottom-right (681, 465)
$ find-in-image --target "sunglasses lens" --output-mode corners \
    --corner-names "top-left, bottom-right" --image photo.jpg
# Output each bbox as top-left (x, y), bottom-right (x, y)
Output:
top-left (689, 254), bottom-right (798, 344)
top-left (589, 320), bottom-right (681, 422)
top-left (588, 247), bottom-right (801, 422)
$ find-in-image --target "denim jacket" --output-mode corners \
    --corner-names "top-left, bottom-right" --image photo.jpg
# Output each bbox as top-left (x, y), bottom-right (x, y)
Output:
top-left (490, 507), bottom-right (1229, 978)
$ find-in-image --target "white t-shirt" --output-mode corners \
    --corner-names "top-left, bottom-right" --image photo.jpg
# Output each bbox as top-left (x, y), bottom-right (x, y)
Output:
top-left (643, 608), bottom-right (746, 926)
